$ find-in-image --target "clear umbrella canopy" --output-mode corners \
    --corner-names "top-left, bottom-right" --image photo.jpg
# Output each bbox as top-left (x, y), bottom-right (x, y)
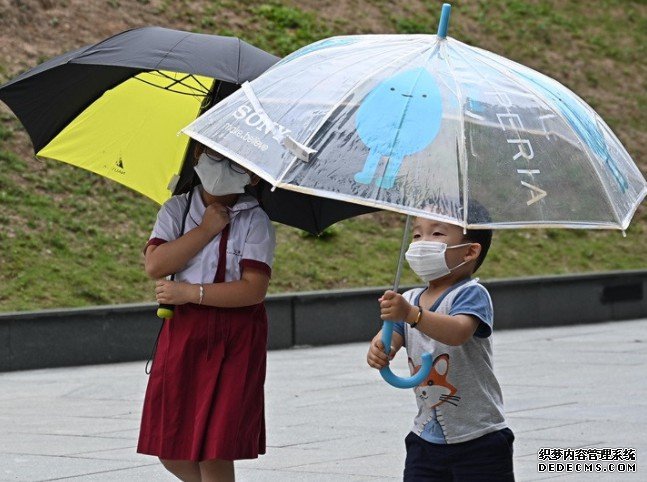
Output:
top-left (184, 33), bottom-right (646, 232)
top-left (183, 4), bottom-right (646, 389)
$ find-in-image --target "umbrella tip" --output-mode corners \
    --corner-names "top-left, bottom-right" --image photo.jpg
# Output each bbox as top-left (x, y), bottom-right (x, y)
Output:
top-left (437, 3), bottom-right (452, 39)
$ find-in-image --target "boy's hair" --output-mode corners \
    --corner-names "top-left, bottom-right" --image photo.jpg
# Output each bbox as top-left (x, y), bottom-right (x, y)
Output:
top-left (421, 198), bottom-right (492, 273)
top-left (462, 200), bottom-right (492, 273)
top-left (462, 227), bottom-right (492, 273)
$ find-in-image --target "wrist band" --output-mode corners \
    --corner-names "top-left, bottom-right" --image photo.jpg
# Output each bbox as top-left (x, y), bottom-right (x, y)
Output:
top-left (198, 284), bottom-right (204, 305)
top-left (410, 305), bottom-right (423, 329)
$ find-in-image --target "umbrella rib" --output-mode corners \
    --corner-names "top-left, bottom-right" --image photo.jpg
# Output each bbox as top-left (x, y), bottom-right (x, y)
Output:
top-left (460, 45), bottom-right (624, 227)
top-left (620, 185), bottom-right (647, 231)
top-left (259, 181), bottom-right (468, 228)
top-left (152, 32), bottom-right (193, 73)
top-left (252, 36), bottom-right (416, 104)
top-left (377, 42), bottom-right (442, 202)
top-left (242, 38), bottom-right (430, 138)
top-left (296, 39), bottom-right (433, 149)
top-left (270, 39), bottom-right (432, 188)
top-left (154, 70), bottom-right (212, 95)
top-left (155, 71), bottom-right (191, 87)
top-left (451, 43), bottom-right (554, 222)
top-left (439, 42), bottom-right (470, 231)
top-left (237, 38), bottom-right (242, 85)
top-left (451, 42), bottom-right (558, 224)
top-left (134, 74), bottom-right (209, 99)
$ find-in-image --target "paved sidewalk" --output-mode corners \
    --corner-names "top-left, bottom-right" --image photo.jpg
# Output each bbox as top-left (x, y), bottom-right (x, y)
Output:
top-left (1, 318), bottom-right (646, 481)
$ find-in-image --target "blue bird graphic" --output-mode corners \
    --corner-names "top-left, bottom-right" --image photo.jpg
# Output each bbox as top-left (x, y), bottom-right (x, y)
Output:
top-left (354, 67), bottom-right (443, 189)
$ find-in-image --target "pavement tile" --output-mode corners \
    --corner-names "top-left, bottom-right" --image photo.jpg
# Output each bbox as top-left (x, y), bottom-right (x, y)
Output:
top-left (0, 318), bottom-right (645, 481)
top-left (0, 454), bottom-right (148, 482)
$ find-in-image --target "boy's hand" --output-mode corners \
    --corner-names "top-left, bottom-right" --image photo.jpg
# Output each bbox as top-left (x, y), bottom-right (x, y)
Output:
top-left (155, 280), bottom-right (196, 305)
top-left (367, 335), bottom-right (395, 369)
top-left (200, 202), bottom-right (230, 237)
top-left (379, 290), bottom-right (416, 322)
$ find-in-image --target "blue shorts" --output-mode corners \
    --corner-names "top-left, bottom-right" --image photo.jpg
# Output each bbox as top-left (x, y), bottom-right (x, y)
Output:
top-left (404, 428), bottom-right (515, 481)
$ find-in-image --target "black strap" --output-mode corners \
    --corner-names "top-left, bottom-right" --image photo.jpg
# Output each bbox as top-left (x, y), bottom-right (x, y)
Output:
top-left (145, 182), bottom-right (196, 375)
top-left (145, 321), bottom-right (164, 375)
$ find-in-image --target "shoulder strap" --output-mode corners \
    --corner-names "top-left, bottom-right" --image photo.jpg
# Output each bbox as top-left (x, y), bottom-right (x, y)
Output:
top-left (213, 224), bottom-right (231, 283)
top-left (167, 188), bottom-right (194, 283)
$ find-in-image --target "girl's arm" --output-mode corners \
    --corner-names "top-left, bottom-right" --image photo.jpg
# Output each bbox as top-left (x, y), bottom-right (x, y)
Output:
top-left (155, 266), bottom-right (270, 308)
top-left (202, 267), bottom-right (270, 307)
top-left (145, 203), bottom-right (229, 279)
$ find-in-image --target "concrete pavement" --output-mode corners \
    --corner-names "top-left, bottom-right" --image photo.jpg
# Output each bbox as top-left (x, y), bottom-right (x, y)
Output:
top-left (1, 318), bottom-right (646, 481)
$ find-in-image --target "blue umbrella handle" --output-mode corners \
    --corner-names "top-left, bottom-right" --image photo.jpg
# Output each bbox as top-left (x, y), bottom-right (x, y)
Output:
top-left (379, 320), bottom-right (433, 388)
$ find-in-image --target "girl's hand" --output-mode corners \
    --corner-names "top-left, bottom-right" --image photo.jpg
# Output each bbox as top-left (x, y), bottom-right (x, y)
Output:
top-left (200, 202), bottom-right (230, 237)
top-left (155, 280), bottom-right (196, 305)
top-left (367, 335), bottom-right (395, 369)
top-left (379, 290), bottom-right (416, 322)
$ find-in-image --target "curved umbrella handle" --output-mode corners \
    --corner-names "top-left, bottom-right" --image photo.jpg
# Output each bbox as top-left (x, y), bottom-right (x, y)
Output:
top-left (379, 320), bottom-right (433, 388)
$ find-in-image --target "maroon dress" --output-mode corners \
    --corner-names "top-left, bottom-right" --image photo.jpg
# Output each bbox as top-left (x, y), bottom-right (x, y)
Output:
top-left (137, 226), bottom-right (268, 461)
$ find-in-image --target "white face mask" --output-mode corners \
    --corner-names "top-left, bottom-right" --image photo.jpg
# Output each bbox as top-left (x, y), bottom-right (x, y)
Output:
top-left (194, 152), bottom-right (250, 196)
top-left (405, 241), bottom-right (472, 282)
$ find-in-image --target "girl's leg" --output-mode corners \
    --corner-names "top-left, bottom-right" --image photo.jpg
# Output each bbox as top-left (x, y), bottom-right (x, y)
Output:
top-left (200, 458), bottom-right (235, 482)
top-left (159, 458), bottom-right (202, 482)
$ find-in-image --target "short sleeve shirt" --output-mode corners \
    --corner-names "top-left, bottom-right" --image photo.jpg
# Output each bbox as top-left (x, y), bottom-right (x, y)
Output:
top-left (147, 188), bottom-right (276, 283)
top-left (394, 279), bottom-right (507, 444)
top-left (393, 278), bottom-right (493, 339)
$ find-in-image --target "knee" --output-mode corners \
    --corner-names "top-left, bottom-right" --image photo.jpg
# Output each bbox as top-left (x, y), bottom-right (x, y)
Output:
top-left (159, 457), bottom-right (178, 469)
top-left (200, 458), bottom-right (234, 482)
top-left (159, 458), bottom-right (201, 481)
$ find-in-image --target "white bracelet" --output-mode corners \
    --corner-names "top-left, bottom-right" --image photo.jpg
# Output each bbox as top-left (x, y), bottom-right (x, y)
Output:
top-left (198, 284), bottom-right (204, 305)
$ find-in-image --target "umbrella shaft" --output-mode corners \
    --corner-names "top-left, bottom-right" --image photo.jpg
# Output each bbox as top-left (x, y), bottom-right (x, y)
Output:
top-left (392, 215), bottom-right (412, 292)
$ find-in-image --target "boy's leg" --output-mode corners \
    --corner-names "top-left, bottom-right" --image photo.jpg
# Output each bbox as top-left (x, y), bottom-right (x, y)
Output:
top-left (159, 458), bottom-right (201, 482)
top-left (450, 428), bottom-right (515, 482)
top-left (403, 432), bottom-right (452, 482)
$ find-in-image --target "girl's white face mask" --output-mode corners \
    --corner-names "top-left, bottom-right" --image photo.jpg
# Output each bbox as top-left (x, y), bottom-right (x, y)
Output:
top-left (405, 241), bottom-right (471, 282)
top-left (195, 153), bottom-right (250, 196)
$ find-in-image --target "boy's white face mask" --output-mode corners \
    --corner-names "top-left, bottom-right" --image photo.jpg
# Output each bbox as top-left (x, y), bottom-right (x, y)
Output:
top-left (405, 241), bottom-right (471, 282)
top-left (195, 153), bottom-right (250, 196)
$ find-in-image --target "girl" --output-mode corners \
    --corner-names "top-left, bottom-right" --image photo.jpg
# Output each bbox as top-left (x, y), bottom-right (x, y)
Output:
top-left (137, 142), bottom-right (276, 482)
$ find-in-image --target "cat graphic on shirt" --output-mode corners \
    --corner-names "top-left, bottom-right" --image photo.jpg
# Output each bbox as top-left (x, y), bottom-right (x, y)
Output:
top-left (409, 354), bottom-right (460, 408)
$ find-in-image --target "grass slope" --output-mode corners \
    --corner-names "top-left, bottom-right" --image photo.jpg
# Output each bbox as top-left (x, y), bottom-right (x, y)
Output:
top-left (0, 0), bottom-right (645, 311)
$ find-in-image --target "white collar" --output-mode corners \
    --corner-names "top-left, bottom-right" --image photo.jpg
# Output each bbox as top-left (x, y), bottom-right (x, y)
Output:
top-left (188, 187), bottom-right (259, 225)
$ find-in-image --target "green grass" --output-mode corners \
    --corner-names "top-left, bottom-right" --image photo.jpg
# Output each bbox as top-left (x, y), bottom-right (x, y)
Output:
top-left (0, 0), bottom-right (646, 312)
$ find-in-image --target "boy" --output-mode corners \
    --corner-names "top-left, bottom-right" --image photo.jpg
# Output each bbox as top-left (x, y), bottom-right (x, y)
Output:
top-left (367, 216), bottom-right (514, 481)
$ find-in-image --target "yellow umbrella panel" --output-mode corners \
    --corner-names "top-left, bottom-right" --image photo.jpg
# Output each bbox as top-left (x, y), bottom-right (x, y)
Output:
top-left (39, 71), bottom-right (214, 205)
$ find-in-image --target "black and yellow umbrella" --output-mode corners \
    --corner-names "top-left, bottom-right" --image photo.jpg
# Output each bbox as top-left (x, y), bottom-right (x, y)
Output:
top-left (0, 26), bottom-right (278, 204)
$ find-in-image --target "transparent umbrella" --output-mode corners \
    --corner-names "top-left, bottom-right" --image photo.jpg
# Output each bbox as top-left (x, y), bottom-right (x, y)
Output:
top-left (183, 4), bottom-right (646, 387)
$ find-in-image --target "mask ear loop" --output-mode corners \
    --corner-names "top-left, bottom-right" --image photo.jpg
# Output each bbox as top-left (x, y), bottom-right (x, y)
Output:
top-left (446, 242), bottom-right (474, 273)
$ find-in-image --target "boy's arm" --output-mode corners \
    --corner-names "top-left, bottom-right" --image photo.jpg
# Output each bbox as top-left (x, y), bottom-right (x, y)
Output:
top-left (380, 290), bottom-right (479, 346)
top-left (367, 329), bottom-right (404, 369)
top-left (408, 311), bottom-right (479, 346)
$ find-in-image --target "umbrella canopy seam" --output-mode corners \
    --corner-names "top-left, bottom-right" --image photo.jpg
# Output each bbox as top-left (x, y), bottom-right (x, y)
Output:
top-left (461, 43), bottom-right (624, 226)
